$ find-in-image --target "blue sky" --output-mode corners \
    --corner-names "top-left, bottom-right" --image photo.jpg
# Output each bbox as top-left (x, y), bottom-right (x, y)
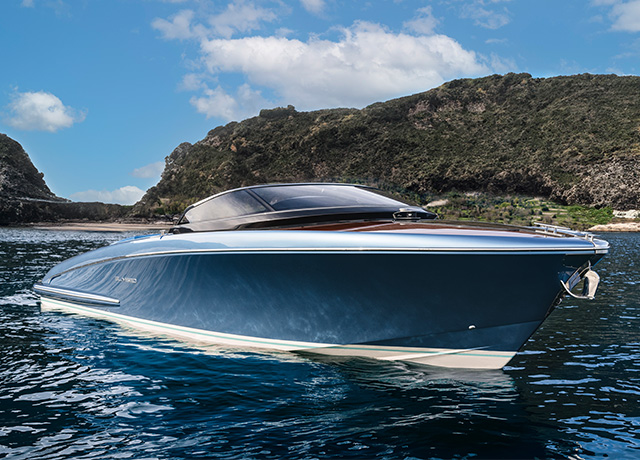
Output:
top-left (1, 0), bottom-right (639, 204)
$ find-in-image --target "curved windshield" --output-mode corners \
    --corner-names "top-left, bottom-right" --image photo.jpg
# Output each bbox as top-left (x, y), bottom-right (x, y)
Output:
top-left (252, 185), bottom-right (409, 211)
top-left (181, 184), bottom-right (413, 225)
top-left (183, 190), bottom-right (268, 223)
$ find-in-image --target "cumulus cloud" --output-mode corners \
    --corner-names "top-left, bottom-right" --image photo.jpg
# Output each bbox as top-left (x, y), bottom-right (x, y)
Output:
top-left (152, 9), bottom-right (198, 40)
top-left (190, 86), bottom-right (240, 120)
top-left (488, 53), bottom-right (517, 73)
top-left (199, 21), bottom-right (488, 112)
top-left (592, 0), bottom-right (620, 5)
top-left (208, 1), bottom-right (277, 38)
top-left (70, 186), bottom-right (146, 205)
top-left (404, 6), bottom-right (439, 35)
top-left (180, 73), bottom-right (207, 91)
top-left (154, 4), bottom-right (492, 121)
top-left (609, 0), bottom-right (640, 31)
top-left (5, 90), bottom-right (86, 132)
top-left (460, 3), bottom-right (511, 29)
top-left (190, 83), bottom-right (268, 120)
top-left (300, 0), bottom-right (326, 15)
top-left (131, 161), bottom-right (165, 179)
top-left (153, 2), bottom-right (277, 40)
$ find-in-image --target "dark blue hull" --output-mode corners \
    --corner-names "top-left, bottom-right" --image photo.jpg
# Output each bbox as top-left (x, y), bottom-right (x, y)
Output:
top-left (36, 248), bottom-right (599, 368)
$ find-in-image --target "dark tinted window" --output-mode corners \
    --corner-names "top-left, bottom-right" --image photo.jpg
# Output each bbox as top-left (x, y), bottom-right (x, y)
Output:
top-left (185, 190), bottom-right (268, 222)
top-left (252, 185), bottom-right (408, 211)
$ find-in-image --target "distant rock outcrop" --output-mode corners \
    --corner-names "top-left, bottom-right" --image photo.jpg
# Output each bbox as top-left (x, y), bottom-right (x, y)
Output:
top-left (0, 134), bottom-right (128, 225)
top-left (7, 73), bottom-right (640, 225)
top-left (0, 133), bottom-right (58, 202)
top-left (133, 73), bottom-right (640, 216)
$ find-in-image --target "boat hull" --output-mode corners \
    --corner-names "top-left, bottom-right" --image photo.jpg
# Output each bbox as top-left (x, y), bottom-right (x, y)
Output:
top-left (35, 240), bottom-right (603, 369)
top-left (39, 296), bottom-right (517, 368)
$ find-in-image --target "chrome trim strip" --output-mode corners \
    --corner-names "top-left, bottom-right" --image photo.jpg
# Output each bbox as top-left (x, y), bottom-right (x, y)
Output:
top-left (34, 283), bottom-right (120, 306)
top-left (128, 245), bottom-right (605, 258)
top-left (44, 244), bottom-right (607, 281)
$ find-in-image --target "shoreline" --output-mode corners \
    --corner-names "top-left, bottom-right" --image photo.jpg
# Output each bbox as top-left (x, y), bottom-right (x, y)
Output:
top-left (588, 222), bottom-right (640, 232)
top-left (17, 220), bottom-right (640, 233)
top-left (27, 221), bottom-right (172, 233)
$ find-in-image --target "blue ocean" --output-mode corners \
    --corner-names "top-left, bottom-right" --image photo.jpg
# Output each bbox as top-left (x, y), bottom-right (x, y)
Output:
top-left (0, 228), bottom-right (638, 459)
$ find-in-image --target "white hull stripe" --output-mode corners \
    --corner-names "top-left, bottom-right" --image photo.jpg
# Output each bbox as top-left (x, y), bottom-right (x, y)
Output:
top-left (34, 284), bottom-right (119, 305)
top-left (39, 297), bottom-right (515, 369)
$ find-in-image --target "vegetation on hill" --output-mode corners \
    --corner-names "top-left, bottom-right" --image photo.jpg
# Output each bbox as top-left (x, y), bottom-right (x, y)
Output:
top-left (133, 73), bottom-right (640, 223)
top-left (420, 191), bottom-right (615, 230)
top-left (4, 73), bottom-right (640, 228)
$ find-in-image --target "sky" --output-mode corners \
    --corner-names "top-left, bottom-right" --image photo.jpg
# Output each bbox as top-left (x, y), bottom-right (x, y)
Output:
top-left (1, 0), bottom-right (640, 205)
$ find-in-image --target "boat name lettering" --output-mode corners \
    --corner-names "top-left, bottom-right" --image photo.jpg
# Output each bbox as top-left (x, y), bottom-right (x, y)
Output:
top-left (115, 276), bottom-right (137, 284)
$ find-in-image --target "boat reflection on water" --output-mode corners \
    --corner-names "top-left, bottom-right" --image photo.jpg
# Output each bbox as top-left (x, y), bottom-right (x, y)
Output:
top-left (34, 183), bottom-right (609, 369)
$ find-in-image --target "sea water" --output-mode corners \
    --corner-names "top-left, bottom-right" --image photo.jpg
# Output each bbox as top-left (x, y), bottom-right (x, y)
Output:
top-left (0, 228), bottom-right (638, 459)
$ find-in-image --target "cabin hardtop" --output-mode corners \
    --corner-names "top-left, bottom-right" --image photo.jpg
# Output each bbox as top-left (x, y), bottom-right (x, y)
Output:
top-left (171, 183), bottom-right (437, 233)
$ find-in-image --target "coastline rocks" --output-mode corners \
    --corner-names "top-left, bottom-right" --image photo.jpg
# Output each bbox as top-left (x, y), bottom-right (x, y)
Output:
top-left (0, 198), bottom-right (131, 225)
top-left (135, 73), bottom-right (640, 216)
top-left (589, 222), bottom-right (640, 232)
top-left (0, 133), bottom-right (131, 225)
top-left (0, 133), bottom-right (59, 202)
top-left (614, 210), bottom-right (640, 219)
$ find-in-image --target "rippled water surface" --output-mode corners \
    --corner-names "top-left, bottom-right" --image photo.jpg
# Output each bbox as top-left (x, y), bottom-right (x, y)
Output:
top-left (0, 228), bottom-right (638, 459)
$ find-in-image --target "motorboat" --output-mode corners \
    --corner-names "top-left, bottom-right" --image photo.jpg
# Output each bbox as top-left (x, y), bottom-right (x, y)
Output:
top-left (34, 183), bottom-right (609, 369)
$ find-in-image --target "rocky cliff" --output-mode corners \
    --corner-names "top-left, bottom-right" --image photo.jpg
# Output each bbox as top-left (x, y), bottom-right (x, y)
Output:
top-left (133, 73), bottom-right (640, 216)
top-left (0, 134), bottom-right (58, 202)
top-left (0, 134), bottom-right (129, 224)
top-left (5, 73), bottom-right (640, 225)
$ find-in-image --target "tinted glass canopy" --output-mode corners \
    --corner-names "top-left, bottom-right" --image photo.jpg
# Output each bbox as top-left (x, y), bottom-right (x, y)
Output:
top-left (251, 184), bottom-right (408, 211)
top-left (173, 183), bottom-right (435, 233)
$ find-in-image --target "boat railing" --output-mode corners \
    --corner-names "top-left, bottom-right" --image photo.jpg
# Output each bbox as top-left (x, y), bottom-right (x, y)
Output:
top-left (531, 222), bottom-right (596, 242)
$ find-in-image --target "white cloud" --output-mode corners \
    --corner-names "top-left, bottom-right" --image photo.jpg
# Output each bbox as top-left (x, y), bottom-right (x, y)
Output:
top-left (404, 6), bottom-right (439, 35)
top-left (21, 0), bottom-right (34, 7)
top-left (189, 83), bottom-right (269, 121)
top-left (5, 90), bottom-right (86, 132)
top-left (152, 9), bottom-right (198, 40)
top-left (236, 83), bottom-right (270, 117)
top-left (131, 161), bottom-right (165, 179)
top-left (276, 27), bottom-right (294, 37)
top-left (488, 53), bottom-right (516, 73)
top-left (154, 5), bottom-right (494, 121)
top-left (610, 0), bottom-right (640, 31)
top-left (591, 0), bottom-right (619, 5)
top-left (460, 3), bottom-right (511, 29)
top-left (153, 2), bottom-right (278, 40)
top-left (190, 83), bottom-right (272, 121)
top-left (179, 73), bottom-right (208, 91)
top-left (70, 186), bottom-right (146, 205)
top-left (300, 0), bottom-right (326, 15)
top-left (198, 21), bottom-right (488, 111)
top-left (208, 1), bottom-right (277, 38)
top-left (590, 0), bottom-right (640, 31)
top-left (190, 86), bottom-right (240, 120)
